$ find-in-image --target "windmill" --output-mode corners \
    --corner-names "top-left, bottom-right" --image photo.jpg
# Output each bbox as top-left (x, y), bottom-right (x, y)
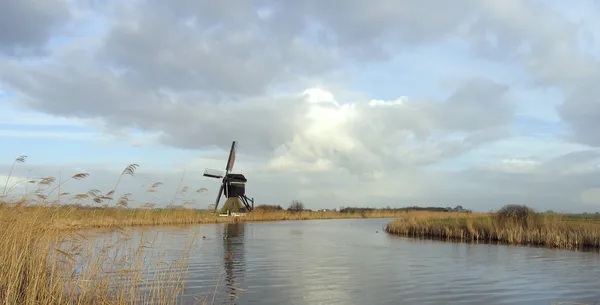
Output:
top-left (203, 141), bottom-right (255, 213)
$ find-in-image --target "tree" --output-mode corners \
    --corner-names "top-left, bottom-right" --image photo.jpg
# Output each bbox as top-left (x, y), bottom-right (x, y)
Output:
top-left (288, 200), bottom-right (305, 212)
top-left (254, 204), bottom-right (284, 211)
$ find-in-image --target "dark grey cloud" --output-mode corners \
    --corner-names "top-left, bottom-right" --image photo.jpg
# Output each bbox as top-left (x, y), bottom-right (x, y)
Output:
top-left (2, 0), bottom-right (600, 213)
top-left (558, 79), bottom-right (600, 147)
top-left (0, 0), bottom-right (72, 56)
top-left (91, 0), bottom-right (495, 98)
top-left (0, 41), bottom-right (515, 173)
top-left (98, 0), bottom-right (346, 97)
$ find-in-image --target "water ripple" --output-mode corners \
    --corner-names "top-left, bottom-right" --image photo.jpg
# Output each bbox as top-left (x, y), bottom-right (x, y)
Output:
top-left (88, 218), bottom-right (600, 305)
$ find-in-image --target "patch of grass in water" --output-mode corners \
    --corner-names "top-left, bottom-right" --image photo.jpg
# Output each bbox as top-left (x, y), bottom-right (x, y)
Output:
top-left (385, 206), bottom-right (600, 251)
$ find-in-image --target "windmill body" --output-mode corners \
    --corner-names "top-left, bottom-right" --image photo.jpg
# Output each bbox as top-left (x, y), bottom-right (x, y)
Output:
top-left (203, 141), bottom-right (255, 213)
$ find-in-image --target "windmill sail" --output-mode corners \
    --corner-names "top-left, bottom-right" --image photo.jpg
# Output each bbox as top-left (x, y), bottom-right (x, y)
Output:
top-left (203, 168), bottom-right (225, 179)
top-left (225, 141), bottom-right (237, 171)
top-left (214, 183), bottom-right (224, 211)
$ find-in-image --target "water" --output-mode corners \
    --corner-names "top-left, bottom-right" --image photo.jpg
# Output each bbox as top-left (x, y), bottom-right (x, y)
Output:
top-left (86, 218), bottom-right (600, 304)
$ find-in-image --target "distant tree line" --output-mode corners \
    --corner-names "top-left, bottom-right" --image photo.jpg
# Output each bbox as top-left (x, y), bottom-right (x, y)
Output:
top-left (256, 201), bottom-right (473, 214)
top-left (288, 200), bottom-right (305, 212)
top-left (338, 205), bottom-right (471, 213)
top-left (254, 204), bottom-right (284, 211)
top-left (256, 200), bottom-right (308, 212)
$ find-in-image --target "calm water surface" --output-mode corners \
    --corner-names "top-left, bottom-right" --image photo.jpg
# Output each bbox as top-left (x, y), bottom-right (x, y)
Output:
top-left (88, 218), bottom-right (600, 304)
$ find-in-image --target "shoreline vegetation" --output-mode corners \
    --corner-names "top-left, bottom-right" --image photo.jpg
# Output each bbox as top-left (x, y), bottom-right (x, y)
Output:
top-left (1, 157), bottom-right (467, 304)
top-left (385, 204), bottom-right (600, 251)
top-left (3, 202), bottom-right (411, 231)
top-left (3, 157), bottom-right (599, 304)
top-left (1, 201), bottom-right (421, 305)
top-left (0, 157), bottom-right (445, 305)
top-left (0, 202), bottom-right (425, 305)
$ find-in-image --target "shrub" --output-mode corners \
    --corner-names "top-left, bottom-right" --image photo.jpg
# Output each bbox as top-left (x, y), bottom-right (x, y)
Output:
top-left (254, 204), bottom-right (283, 211)
top-left (496, 204), bottom-right (536, 227)
top-left (287, 200), bottom-right (305, 212)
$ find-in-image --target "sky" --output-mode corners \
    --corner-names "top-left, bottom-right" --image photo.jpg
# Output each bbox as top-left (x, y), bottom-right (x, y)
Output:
top-left (2, 0), bottom-right (600, 212)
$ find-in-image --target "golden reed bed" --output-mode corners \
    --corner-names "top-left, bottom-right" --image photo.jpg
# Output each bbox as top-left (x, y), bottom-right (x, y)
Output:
top-left (0, 203), bottom-right (400, 305)
top-left (0, 159), bottom-right (406, 304)
top-left (0, 204), bottom-right (198, 305)
top-left (385, 206), bottom-right (600, 251)
top-left (7, 205), bottom-right (403, 231)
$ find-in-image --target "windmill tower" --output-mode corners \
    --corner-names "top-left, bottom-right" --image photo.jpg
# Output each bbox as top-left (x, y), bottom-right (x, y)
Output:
top-left (203, 141), bottom-right (255, 213)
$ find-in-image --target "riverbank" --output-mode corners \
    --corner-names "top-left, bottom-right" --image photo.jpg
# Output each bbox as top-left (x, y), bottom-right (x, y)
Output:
top-left (0, 203), bottom-right (403, 304)
top-left (385, 206), bottom-right (600, 251)
top-left (3, 205), bottom-right (404, 231)
top-left (0, 203), bottom-right (208, 304)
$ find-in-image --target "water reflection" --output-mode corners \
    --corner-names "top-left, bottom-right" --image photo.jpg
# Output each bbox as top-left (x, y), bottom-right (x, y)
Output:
top-left (221, 222), bottom-right (245, 302)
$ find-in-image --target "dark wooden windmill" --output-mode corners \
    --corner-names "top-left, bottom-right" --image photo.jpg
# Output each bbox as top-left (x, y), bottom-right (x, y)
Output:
top-left (203, 141), bottom-right (254, 213)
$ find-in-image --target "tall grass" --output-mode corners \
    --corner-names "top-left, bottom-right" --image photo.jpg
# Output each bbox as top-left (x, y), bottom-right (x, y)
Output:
top-left (0, 202), bottom-right (208, 304)
top-left (385, 207), bottom-right (600, 251)
top-left (0, 206), bottom-right (398, 304)
top-left (1, 204), bottom-right (403, 231)
top-left (0, 155), bottom-right (404, 303)
top-left (0, 156), bottom-right (402, 226)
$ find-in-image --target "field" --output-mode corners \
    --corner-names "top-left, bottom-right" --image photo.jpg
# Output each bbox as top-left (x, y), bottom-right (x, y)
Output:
top-left (385, 207), bottom-right (600, 251)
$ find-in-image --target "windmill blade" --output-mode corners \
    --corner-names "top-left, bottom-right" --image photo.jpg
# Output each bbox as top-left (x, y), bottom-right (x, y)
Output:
top-left (214, 183), bottom-right (224, 212)
top-left (204, 168), bottom-right (225, 179)
top-left (225, 141), bottom-right (237, 171)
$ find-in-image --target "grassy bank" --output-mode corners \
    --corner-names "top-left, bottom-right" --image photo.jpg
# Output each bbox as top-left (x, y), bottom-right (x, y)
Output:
top-left (0, 203), bottom-right (401, 304)
top-left (385, 206), bottom-right (600, 251)
top-left (0, 157), bottom-right (435, 303)
top-left (0, 203), bottom-right (208, 305)
top-left (1, 203), bottom-right (403, 231)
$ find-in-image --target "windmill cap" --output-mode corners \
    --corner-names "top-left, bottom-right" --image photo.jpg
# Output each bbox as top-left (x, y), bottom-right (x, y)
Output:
top-left (226, 173), bottom-right (247, 182)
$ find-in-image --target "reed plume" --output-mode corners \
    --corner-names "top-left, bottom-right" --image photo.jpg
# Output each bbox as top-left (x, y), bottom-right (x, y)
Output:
top-left (2, 155), bottom-right (27, 197)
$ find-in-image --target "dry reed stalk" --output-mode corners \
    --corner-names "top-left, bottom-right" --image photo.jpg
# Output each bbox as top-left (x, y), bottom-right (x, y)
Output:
top-left (0, 205), bottom-right (404, 232)
top-left (0, 156), bottom-right (408, 304)
top-left (385, 212), bottom-right (600, 251)
top-left (0, 204), bottom-right (222, 305)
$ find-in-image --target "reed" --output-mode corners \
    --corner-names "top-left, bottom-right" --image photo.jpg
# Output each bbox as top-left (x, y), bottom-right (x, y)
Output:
top-left (0, 157), bottom-right (401, 230)
top-left (0, 201), bottom-right (217, 304)
top-left (0, 204), bottom-right (400, 304)
top-left (385, 207), bottom-right (600, 251)
top-left (0, 204), bottom-right (402, 231)
top-left (0, 155), bottom-right (402, 303)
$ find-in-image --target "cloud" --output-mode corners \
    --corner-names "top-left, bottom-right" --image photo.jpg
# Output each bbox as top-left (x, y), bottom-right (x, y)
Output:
top-left (2, 0), bottom-right (600, 212)
top-left (1, 148), bottom-right (597, 212)
top-left (267, 79), bottom-right (512, 177)
top-left (0, 40), bottom-right (514, 175)
top-left (0, 0), bottom-right (72, 56)
top-left (558, 79), bottom-right (600, 146)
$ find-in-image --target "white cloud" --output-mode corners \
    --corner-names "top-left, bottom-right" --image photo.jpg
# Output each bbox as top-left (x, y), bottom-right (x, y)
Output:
top-left (368, 96), bottom-right (407, 107)
top-left (480, 158), bottom-right (541, 174)
top-left (3, 0), bottom-right (600, 212)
